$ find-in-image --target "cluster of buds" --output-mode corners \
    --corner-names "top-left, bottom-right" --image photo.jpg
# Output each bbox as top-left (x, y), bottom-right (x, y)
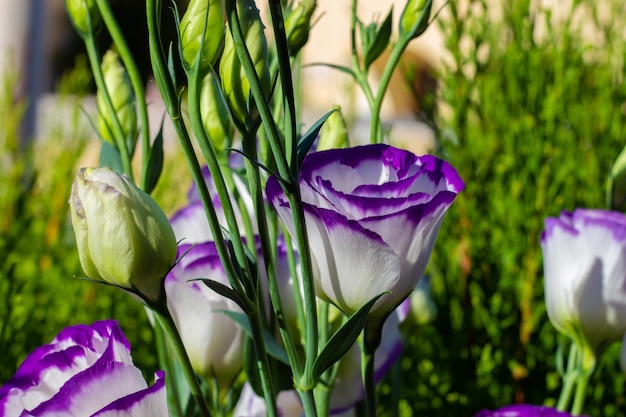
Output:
top-left (219, 0), bottom-right (270, 124)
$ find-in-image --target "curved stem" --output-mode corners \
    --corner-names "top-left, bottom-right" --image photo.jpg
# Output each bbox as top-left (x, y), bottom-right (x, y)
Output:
top-left (556, 343), bottom-right (577, 411)
top-left (154, 308), bottom-right (213, 417)
top-left (95, 0), bottom-right (151, 189)
top-left (361, 323), bottom-right (382, 417)
top-left (368, 35), bottom-right (412, 144)
top-left (571, 348), bottom-right (595, 416)
top-left (145, 0), bottom-right (243, 298)
top-left (84, 35), bottom-right (134, 179)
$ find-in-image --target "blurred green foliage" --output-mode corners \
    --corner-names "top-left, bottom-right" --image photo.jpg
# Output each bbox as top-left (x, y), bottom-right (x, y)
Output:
top-left (379, 0), bottom-right (626, 416)
top-left (0, 58), bottom-right (159, 383)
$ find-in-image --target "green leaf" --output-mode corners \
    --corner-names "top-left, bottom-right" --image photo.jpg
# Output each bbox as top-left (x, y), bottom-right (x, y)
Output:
top-left (143, 118), bottom-right (165, 194)
top-left (195, 278), bottom-right (248, 311)
top-left (296, 109), bottom-right (336, 164)
top-left (311, 293), bottom-right (386, 380)
top-left (305, 62), bottom-right (357, 80)
top-left (219, 310), bottom-right (290, 365)
top-left (364, 8), bottom-right (393, 70)
top-left (99, 141), bottom-right (124, 174)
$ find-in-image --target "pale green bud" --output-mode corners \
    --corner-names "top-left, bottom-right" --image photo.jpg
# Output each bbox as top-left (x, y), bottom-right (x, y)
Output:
top-left (65, 0), bottom-right (101, 38)
top-left (69, 167), bottom-right (177, 302)
top-left (399, 0), bottom-right (432, 40)
top-left (219, 0), bottom-right (270, 123)
top-left (180, 0), bottom-right (225, 75)
top-left (284, 0), bottom-right (316, 56)
top-left (200, 72), bottom-right (233, 152)
top-left (97, 50), bottom-right (136, 149)
top-left (318, 106), bottom-right (349, 151)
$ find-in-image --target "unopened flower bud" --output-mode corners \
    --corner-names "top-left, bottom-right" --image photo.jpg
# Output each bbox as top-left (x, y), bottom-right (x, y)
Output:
top-left (284, 0), bottom-right (316, 56)
top-left (65, 0), bottom-right (101, 38)
top-left (97, 49), bottom-right (137, 148)
top-left (69, 167), bottom-right (177, 302)
top-left (200, 72), bottom-right (233, 152)
top-left (399, 0), bottom-right (432, 40)
top-left (318, 106), bottom-right (349, 151)
top-left (180, 0), bottom-right (225, 75)
top-left (219, 0), bottom-right (270, 123)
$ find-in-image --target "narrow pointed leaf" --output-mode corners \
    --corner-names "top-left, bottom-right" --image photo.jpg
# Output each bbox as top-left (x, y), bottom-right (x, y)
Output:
top-left (312, 293), bottom-right (386, 380)
top-left (296, 109), bottom-right (336, 164)
top-left (144, 118), bottom-right (165, 194)
top-left (195, 278), bottom-right (248, 311)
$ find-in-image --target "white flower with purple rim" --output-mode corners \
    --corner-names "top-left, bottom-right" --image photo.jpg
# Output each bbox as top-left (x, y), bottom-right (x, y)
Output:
top-left (0, 320), bottom-right (168, 417)
top-left (166, 241), bottom-right (246, 386)
top-left (266, 144), bottom-right (464, 321)
top-left (541, 209), bottom-right (626, 365)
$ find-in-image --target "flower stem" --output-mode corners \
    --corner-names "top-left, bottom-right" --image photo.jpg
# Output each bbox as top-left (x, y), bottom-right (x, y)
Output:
top-left (556, 343), bottom-right (577, 411)
top-left (83, 34), bottom-right (134, 180)
top-left (362, 322), bottom-right (383, 417)
top-left (571, 347), bottom-right (594, 416)
top-left (153, 308), bottom-right (213, 417)
top-left (94, 0), bottom-right (151, 189)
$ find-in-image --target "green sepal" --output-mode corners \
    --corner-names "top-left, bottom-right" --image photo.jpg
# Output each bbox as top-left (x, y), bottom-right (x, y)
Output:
top-left (99, 141), bottom-right (124, 175)
top-left (311, 293), bottom-right (386, 381)
top-left (296, 109), bottom-right (336, 164)
top-left (362, 8), bottom-right (393, 70)
top-left (144, 119), bottom-right (165, 194)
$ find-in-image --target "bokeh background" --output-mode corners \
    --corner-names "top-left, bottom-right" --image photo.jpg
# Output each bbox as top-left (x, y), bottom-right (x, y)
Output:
top-left (2, 0), bottom-right (626, 415)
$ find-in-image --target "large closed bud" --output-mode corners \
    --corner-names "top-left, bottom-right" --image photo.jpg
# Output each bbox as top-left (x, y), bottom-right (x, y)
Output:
top-left (180, 0), bottom-right (225, 75)
top-left (219, 0), bottom-right (270, 124)
top-left (69, 167), bottom-right (177, 302)
top-left (97, 49), bottom-right (137, 149)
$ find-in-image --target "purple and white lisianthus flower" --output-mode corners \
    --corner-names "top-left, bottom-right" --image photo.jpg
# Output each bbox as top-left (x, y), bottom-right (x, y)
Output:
top-left (266, 144), bottom-right (463, 320)
top-left (166, 242), bottom-right (246, 386)
top-left (473, 404), bottom-right (587, 417)
top-left (0, 320), bottom-right (168, 417)
top-left (541, 209), bottom-right (626, 365)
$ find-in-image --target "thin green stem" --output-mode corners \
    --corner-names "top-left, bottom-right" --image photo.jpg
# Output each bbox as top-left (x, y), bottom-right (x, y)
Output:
top-left (368, 35), bottom-right (412, 144)
top-left (267, 0), bottom-right (297, 169)
top-left (84, 35), bottom-right (134, 179)
top-left (95, 0), bottom-right (151, 189)
top-left (571, 347), bottom-right (595, 416)
top-left (187, 74), bottom-right (251, 293)
top-left (145, 0), bottom-right (244, 298)
top-left (556, 343), bottom-right (578, 411)
top-left (154, 308), bottom-right (213, 417)
top-left (153, 316), bottom-right (183, 417)
top-left (361, 324), bottom-right (381, 417)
